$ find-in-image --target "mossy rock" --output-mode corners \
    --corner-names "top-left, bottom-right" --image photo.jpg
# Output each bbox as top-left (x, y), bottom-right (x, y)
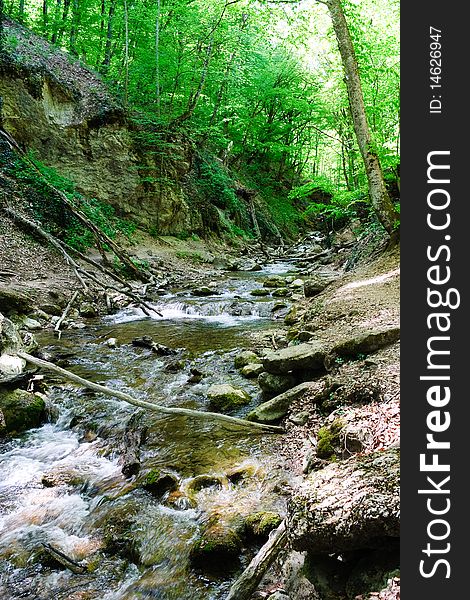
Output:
top-left (244, 511), bottom-right (282, 540)
top-left (234, 350), bottom-right (261, 369)
top-left (0, 288), bottom-right (34, 315)
top-left (240, 363), bottom-right (264, 378)
top-left (142, 469), bottom-right (178, 497)
top-left (258, 372), bottom-right (296, 395)
top-left (187, 474), bottom-right (224, 494)
top-left (189, 517), bottom-right (243, 573)
top-left (0, 389), bottom-right (46, 434)
top-left (271, 287), bottom-right (291, 298)
top-left (316, 419), bottom-right (345, 460)
top-left (207, 384), bottom-right (250, 412)
top-left (284, 306), bottom-right (299, 326)
top-left (250, 288), bottom-right (270, 297)
top-left (263, 276), bottom-right (285, 288)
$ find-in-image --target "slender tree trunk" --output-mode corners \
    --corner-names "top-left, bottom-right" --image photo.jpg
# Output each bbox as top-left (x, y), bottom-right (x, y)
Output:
top-left (123, 0), bottom-right (129, 105)
top-left (102, 0), bottom-right (117, 74)
top-left (42, 0), bottom-right (49, 35)
top-left (155, 0), bottom-right (161, 115)
top-left (323, 0), bottom-right (397, 233)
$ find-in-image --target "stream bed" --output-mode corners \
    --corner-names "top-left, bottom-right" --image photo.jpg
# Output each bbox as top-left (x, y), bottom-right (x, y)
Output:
top-left (0, 261), bottom-right (303, 600)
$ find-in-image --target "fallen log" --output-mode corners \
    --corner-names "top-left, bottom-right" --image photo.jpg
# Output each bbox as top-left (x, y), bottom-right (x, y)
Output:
top-left (225, 520), bottom-right (287, 600)
top-left (18, 352), bottom-right (284, 434)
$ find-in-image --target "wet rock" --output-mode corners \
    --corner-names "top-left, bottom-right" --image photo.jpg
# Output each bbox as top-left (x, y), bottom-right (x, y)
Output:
top-left (189, 516), bottom-right (243, 574)
top-left (304, 277), bottom-right (329, 298)
top-left (0, 389), bottom-right (46, 434)
top-left (271, 287), bottom-right (291, 298)
top-left (207, 384), bottom-right (250, 412)
top-left (244, 511), bottom-right (282, 540)
top-left (0, 410), bottom-right (6, 436)
top-left (187, 474), bottom-right (224, 494)
top-left (263, 342), bottom-right (328, 374)
top-left (291, 279), bottom-right (304, 288)
top-left (79, 302), bottom-right (98, 318)
top-left (191, 286), bottom-right (215, 296)
top-left (142, 469), bottom-right (179, 497)
top-left (226, 464), bottom-right (257, 485)
top-left (248, 382), bottom-right (318, 424)
top-left (241, 363), bottom-right (264, 378)
top-left (258, 372), bottom-right (297, 395)
top-left (250, 288), bottom-right (270, 297)
top-left (163, 358), bottom-right (185, 373)
top-left (234, 350), bottom-right (261, 369)
top-left (164, 490), bottom-right (196, 510)
top-left (331, 327), bottom-right (400, 357)
top-left (187, 367), bottom-right (204, 384)
top-left (132, 336), bottom-right (177, 355)
top-left (263, 276), bottom-right (286, 288)
top-left (287, 449), bottom-right (400, 554)
top-left (42, 466), bottom-right (85, 488)
top-left (249, 263), bottom-right (263, 271)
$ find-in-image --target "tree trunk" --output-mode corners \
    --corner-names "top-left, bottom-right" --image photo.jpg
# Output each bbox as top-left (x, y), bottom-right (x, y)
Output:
top-left (155, 0), bottom-right (161, 115)
top-left (324, 0), bottom-right (397, 234)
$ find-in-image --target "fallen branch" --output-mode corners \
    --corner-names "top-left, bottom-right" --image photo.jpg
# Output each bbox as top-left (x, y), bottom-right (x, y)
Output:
top-left (5, 208), bottom-right (162, 317)
top-left (54, 291), bottom-right (79, 339)
top-left (18, 352), bottom-right (284, 434)
top-left (226, 520), bottom-right (288, 600)
top-left (41, 543), bottom-right (87, 574)
top-left (5, 208), bottom-right (89, 291)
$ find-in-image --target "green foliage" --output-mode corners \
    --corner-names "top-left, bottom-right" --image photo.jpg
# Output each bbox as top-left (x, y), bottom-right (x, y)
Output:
top-left (196, 157), bottom-right (239, 214)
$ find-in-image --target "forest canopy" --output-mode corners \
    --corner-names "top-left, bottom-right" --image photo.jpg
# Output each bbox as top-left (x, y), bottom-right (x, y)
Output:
top-left (2, 0), bottom-right (399, 231)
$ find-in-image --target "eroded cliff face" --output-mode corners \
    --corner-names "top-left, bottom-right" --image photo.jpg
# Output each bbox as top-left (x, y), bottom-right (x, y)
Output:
top-left (0, 18), bottom-right (199, 235)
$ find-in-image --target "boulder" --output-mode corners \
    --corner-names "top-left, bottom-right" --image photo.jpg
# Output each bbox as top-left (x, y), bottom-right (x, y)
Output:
top-left (250, 288), bottom-right (270, 297)
top-left (142, 469), bottom-right (179, 497)
top-left (189, 516), bottom-right (243, 573)
top-left (0, 288), bottom-right (33, 315)
top-left (207, 384), bottom-right (251, 412)
top-left (287, 449), bottom-right (400, 554)
top-left (192, 286), bottom-right (216, 296)
top-left (304, 277), bottom-right (329, 298)
top-left (247, 382), bottom-right (318, 424)
top-left (79, 302), bottom-right (98, 318)
top-left (263, 342), bottom-right (328, 374)
top-left (263, 276), bottom-right (286, 288)
top-left (0, 389), bottom-right (46, 434)
top-left (234, 350), bottom-right (261, 369)
top-left (240, 363), bottom-right (264, 378)
top-left (22, 317), bottom-right (42, 330)
top-left (258, 372), bottom-right (296, 395)
top-left (332, 327), bottom-right (400, 357)
top-left (271, 287), bottom-right (291, 297)
top-left (0, 312), bottom-right (22, 354)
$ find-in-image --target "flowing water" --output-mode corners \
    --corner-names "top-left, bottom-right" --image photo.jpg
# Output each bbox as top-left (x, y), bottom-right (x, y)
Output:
top-left (0, 262), bottom-right (302, 600)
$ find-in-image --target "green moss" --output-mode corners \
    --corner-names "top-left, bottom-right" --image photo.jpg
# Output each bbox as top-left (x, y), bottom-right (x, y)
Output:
top-left (316, 418), bottom-right (345, 460)
top-left (0, 389), bottom-right (46, 434)
top-left (245, 511), bottom-right (282, 539)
